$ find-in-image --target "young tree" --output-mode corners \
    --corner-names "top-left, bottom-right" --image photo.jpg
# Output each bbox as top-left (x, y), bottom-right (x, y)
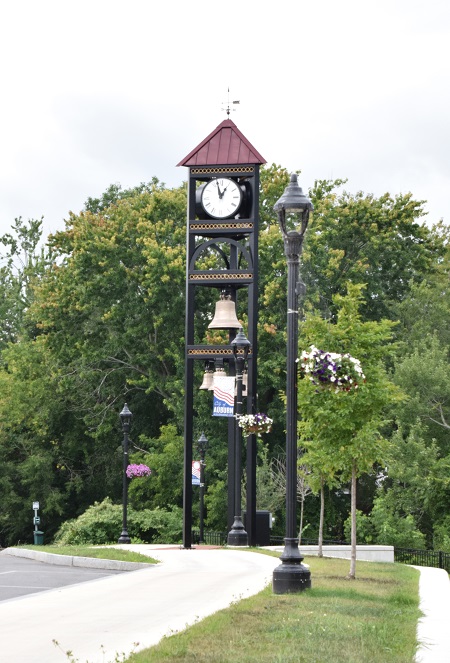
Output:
top-left (270, 456), bottom-right (313, 543)
top-left (297, 284), bottom-right (404, 578)
top-left (299, 444), bottom-right (340, 556)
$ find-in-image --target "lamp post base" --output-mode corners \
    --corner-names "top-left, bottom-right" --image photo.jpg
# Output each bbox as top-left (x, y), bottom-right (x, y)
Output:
top-left (118, 530), bottom-right (131, 544)
top-left (272, 537), bottom-right (311, 593)
top-left (273, 562), bottom-right (311, 593)
top-left (227, 517), bottom-right (248, 546)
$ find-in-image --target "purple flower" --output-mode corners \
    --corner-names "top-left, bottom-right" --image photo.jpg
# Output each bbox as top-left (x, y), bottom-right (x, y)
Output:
top-left (126, 463), bottom-right (152, 479)
top-left (299, 345), bottom-right (365, 393)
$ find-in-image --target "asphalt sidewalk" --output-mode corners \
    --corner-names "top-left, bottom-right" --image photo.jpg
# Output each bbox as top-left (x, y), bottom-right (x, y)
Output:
top-left (1, 545), bottom-right (448, 663)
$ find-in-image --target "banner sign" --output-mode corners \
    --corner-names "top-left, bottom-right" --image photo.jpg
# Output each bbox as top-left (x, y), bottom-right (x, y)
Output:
top-left (192, 460), bottom-right (201, 486)
top-left (213, 375), bottom-right (235, 417)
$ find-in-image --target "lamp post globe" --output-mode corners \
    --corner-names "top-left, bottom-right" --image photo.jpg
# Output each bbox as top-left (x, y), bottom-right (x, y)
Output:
top-left (272, 174), bottom-right (312, 593)
top-left (118, 403), bottom-right (132, 544)
top-left (227, 327), bottom-right (251, 546)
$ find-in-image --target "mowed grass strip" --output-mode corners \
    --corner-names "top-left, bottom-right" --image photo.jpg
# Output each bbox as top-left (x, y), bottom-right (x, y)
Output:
top-left (127, 556), bottom-right (420, 663)
top-left (16, 544), bottom-right (159, 565)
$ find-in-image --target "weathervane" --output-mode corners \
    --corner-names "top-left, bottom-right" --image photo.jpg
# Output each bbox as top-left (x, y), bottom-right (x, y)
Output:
top-left (222, 87), bottom-right (240, 116)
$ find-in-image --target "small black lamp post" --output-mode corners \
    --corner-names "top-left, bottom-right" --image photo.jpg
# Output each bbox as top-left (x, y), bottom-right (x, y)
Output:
top-left (273, 174), bottom-right (313, 593)
top-left (118, 403), bottom-right (132, 544)
top-left (227, 327), bottom-right (251, 546)
top-left (197, 432), bottom-right (208, 543)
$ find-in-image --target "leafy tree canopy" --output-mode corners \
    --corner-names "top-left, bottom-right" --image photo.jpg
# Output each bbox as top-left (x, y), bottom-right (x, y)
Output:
top-left (298, 283), bottom-right (403, 479)
top-left (0, 167), bottom-right (447, 548)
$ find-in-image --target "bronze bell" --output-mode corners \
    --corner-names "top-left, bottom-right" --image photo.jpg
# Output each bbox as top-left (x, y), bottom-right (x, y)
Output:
top-left (208, 291), bottom-right (240, 329)
top-left (209, 366), bottom-right (225, 390)
top-left (199, 369), bottom-right (214, 390)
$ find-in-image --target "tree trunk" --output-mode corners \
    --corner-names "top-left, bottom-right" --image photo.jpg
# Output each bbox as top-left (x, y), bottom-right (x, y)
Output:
top-left (298, 497), bottom-right (304, 545)
top-left (318, 477), bottom-right (324, 557)
top-left (348, 461), bottom-right (357, 579)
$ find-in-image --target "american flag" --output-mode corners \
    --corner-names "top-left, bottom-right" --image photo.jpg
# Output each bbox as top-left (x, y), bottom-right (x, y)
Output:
top-left (192, 460), bottom-right (201, 485)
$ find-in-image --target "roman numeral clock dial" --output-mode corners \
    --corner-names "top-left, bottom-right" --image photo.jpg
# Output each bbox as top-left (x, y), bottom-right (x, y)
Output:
top-left (201, 177), bottom-right (243, 219)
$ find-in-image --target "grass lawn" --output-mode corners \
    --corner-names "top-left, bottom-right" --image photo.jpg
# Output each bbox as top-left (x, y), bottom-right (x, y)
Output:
top-left (15, 544), bottom-right (159, 565)
top-left (127, 555), bottom-right (421, 663)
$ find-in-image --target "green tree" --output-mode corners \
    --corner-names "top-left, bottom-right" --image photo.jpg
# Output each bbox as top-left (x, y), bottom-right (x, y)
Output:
top-left (394, 239), bottom-right (450, 349)
top-left (372, 422), bottom-right (450, 546)
top-left (129, 424), bottom-right (184, 511)
top-left (31, 183), bottom-right (187, 432)
top-left (343, 509), bottom-right (376, 544)
top-left (394, 337), bottom-right (450, 452)
top-left (433, 516), bottom-right (450, 552)
top-left (297, 283), bottom-right (403, 578)
top-left (392, 243), bottom-right (450, 453)
top-left (303, 185), bottom-right (445, 321)
top-left (84, 178), bottom-right (165, 214)
top-left (0, 166), bottom-right (445, 548)
top-left (257, 166), bottom-right (442, 456)
top-left (259, 168), bottom-right (445, 328)
top-left (0, 336), bottom-right (81, 544)
top-left (370, 501), bottom-right (427, 549)
top-left (0, 183), bottom-right (188, 545)
top-left (299, 444), bottom-right (340, 555)
top-left (0, 217), bottom-right (51, 349)
top-left (383, 241), bottom-right (450, 546)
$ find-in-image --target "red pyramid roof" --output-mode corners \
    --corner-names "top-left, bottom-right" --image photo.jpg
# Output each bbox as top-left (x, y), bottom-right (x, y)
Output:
top-left (177, 119), bottom-right (266, 167)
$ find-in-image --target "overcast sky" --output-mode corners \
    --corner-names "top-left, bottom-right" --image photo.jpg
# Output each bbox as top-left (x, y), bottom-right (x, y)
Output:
top-left (1, 0), bottom-right (449, 241)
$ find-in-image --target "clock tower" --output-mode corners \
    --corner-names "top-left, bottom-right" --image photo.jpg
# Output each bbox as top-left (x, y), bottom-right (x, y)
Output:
top-left (178, 119), bottom-right (266, 548)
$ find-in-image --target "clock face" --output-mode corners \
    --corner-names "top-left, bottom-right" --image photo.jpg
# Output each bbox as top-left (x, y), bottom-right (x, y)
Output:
top-left (201, 178), bottom-right (242, 219)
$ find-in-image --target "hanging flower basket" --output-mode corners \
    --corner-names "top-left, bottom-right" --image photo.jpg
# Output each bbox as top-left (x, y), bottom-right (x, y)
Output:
top-left (126, 463), bottom-right (152, 479)
top-left (238, 413), bottom-right (273, 436)
top-left (299, 345), bottom-right (365, 393)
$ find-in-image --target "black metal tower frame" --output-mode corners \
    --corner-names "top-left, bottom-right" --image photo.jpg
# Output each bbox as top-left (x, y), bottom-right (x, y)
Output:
top-left (182, 164), bottom-right (260, 548)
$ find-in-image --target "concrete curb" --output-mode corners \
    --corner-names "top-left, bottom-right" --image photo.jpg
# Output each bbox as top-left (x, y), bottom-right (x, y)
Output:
top-left (1, 547), bottom-right (154, 571)
top-left (262, 544), bottom-right (395, 563)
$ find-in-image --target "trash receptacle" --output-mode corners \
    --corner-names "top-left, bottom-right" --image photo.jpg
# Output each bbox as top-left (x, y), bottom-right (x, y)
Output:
top-left (33, 531), bottom-right (44, 545)
top-left (243, 511), bottom-right (272, 546)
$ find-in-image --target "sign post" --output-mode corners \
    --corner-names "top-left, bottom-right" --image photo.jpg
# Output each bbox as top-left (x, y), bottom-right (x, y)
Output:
top-left (32, 501), bottom-right (43, 545)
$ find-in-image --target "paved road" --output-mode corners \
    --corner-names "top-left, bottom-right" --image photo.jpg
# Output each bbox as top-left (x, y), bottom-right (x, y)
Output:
top-left (1, 547), bottom-right (448, 663)
top-left (0, 553), bottom-right (124, 602)
top-left (0, 546), bottom-right (278, 663)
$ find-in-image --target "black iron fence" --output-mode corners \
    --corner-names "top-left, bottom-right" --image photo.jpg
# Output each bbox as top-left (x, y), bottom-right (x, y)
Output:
top-left (394, 548), bottom-right (450, 574)
top-left (192, 530), bottom-right (228, 546)
top-left (191, 531), bottom-right (450, 574)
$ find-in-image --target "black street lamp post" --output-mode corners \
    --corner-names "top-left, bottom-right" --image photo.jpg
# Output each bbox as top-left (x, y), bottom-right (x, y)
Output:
top-left (197, 432), bottom-right (208, 544)
top-left (118, 403), bottom-right (132, 544)
top-left (272, 174), bottom-right (312, 593)
top-left (227, 327), bottom-right (251, 546)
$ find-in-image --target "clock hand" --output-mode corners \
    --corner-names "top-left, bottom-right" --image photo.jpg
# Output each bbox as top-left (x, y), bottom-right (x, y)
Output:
top-left (216, 181), bottom-right (224, 198)
top-left (222, 180), bottom-right (235, 196)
